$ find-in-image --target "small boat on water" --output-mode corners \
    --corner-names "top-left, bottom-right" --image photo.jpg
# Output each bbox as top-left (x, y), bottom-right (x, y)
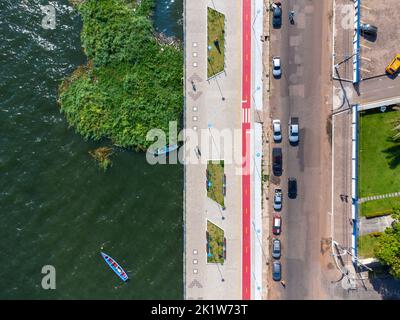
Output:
top-left (100, 252), bottom-right (129, 282)
top-left (153, 144), bottom-right (179, 156)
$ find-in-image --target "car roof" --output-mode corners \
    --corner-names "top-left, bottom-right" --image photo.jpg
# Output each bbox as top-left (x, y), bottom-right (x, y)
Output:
top-left (274, 216), bottom-right (281, 226)
top-left (273, 261), bottom-right (281, 270)
top-left (273, 122), bottom-right (281, 130)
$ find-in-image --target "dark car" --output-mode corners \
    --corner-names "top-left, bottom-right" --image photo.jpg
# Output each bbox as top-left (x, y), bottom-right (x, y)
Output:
top-left (272, 7), bottom-right (282, 28)
top-left (272, 261), bottom-right (282, 281)
top-left (288, 177), bottom-right (297, 199)
top-left (360, 23), bottom-right (378, 37)
top-left (272, 148), bottom-right (282, 176)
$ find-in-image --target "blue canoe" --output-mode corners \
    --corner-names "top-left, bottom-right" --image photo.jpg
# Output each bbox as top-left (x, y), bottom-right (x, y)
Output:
top-left (153, 144), bottom-right (179, 156)
top-left (100, 252), bottom-right (129, 282)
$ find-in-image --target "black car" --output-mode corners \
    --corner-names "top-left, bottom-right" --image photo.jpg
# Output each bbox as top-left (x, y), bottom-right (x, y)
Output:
top-left (272, 261), bottom-right (281, 281)
top-left (272, 7), bottom-right (282, 28)
top-left (288, 177), bottom-right (297, 199)
top-left (272, 148), bottom-right (282, 176)
top-left (360, 23), bottom-right (378, 37)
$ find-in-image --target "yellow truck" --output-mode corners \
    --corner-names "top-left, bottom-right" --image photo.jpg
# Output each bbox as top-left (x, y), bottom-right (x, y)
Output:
top-left (386, 54), bottom-right (400, 75)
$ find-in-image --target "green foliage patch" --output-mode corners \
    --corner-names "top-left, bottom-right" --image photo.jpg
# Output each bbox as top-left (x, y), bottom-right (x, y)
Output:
top-left (207, 220), bottom-right (225, 264)
top-left (359, 108), bottom-right (400, 197)
top-left (207, 7), bottom-right (225, 78)
top-left (360, 197), bottom-right (400, 218)
top-left (206, 160), bottom-right (225, 207)
top-left (59, 0), bottom-right (183, 151)
top-left (375, 221), bottom-right (400, 279)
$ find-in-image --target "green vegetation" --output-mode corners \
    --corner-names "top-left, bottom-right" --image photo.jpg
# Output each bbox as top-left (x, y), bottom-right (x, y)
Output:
top-left (206, 160), bottom-right (225, 207)
top-left (359, 108), bottom-right (400, 197)
top-left (358, 232), bottom-right (382, 258)
top-left (59, 0), bottom-right (183, 151)
top-left (89, 147), bottom-right (114, 171)
top-left (375, 220), bottom-right (400, 279)
top-left (207, 220), bottom-right (225, 264)
top-left (207, 7), bottom-right (225, 78)
top-left (360, 197), bottom-right (400, 218)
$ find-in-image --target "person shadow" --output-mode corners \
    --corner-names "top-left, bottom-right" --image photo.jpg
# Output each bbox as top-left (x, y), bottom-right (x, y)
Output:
top-left (214, 38), bottom-right (221, 54)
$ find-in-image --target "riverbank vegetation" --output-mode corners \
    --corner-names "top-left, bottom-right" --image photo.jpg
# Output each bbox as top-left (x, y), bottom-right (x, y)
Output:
top-left (89, 147), bottom-right (114, 171)
top-left (59, 0), bottom-right (183, 151)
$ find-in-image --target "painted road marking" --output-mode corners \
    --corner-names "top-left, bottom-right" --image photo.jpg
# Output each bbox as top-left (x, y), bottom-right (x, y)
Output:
top-left (242, 0), bottom-right (251, 300)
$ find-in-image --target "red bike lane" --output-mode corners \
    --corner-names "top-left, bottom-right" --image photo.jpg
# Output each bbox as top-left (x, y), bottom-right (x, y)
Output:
top-left (241, 0), bottom-right (252, 300)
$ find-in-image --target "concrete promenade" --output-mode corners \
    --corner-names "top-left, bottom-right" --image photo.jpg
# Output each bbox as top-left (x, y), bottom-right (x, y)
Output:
top-left (184, 0), bottom-right (243, 300)
top-left (183, 0), bottom-right (264, 299)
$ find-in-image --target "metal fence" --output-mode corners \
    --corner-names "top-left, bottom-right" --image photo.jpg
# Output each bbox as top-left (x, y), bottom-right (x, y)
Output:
top-left (353, 0), bottom-right (361, 83)
top-left (351, 104), bottom-right (359, 263)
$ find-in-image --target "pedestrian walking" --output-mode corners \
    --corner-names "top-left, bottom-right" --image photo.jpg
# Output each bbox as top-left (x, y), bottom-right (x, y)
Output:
top-left (280, 280), bottom-right (286, 288)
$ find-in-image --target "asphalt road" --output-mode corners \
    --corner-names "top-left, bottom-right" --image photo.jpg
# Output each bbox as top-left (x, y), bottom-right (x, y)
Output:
top-left (269, 0), bottom-right (333, 299)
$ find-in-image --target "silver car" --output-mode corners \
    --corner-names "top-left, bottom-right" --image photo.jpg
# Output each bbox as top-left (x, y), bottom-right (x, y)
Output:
top-left (272, 56), bottom-right (281, 78)
top-left (272, 238), bottom-right (281, 259)
top-left (272, 119), bottom-right (282, 142)
top-left (273, 188), bottom-right (282, 211)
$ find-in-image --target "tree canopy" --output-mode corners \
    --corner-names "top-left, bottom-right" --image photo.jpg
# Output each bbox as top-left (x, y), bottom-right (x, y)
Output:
top-left (59, 0), bottom-right (183, 151)
top-left (374, 213), bottom-right (400, 279)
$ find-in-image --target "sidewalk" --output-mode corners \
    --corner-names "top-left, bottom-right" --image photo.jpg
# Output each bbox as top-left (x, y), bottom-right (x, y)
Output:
top-left (261, 0), bottom-right (270, 300)
top-left (359, 216), bottom-right (394, 235)
top-left (184, 0), bottom-right (243, 300)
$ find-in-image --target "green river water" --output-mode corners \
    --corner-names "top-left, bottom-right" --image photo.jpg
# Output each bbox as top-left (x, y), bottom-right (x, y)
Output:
top-left (0, 0), bottom-right (183, 299)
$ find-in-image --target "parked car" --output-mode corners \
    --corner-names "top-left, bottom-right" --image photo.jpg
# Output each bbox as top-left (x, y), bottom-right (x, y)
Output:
top-left (272, 148), bottom-right (282, 176)
top-left (273, 188), bottom-right (282, 211)
top-left (360, 23), bottom-right (378, 37)
top-left (272, 238), bottom-right (281, 259)
top-left (272, 261), bottom-right (282, 281)
top-left (386, 54), bottom-right (400, 75)
top-left (272, 119), bottom-right (282, 142)
top-left (272, 214), bottom-right (282, 235)
top-left (288, 177), bottom-right (297, 199)
top-left (272, 56), bottom-right (282, 78)
top-left (288, 117), bottom-right (299, 144)
top-left (272, 6), bottom-right (282, 28)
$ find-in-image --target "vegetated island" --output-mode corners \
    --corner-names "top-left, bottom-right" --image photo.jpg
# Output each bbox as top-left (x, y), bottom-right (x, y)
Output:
top-left (59, 0), bottom-right (183, 152)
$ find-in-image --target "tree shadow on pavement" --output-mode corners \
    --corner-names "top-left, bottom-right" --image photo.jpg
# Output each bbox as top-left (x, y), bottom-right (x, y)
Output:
top-left (369, 273), bottom-right (400, 300)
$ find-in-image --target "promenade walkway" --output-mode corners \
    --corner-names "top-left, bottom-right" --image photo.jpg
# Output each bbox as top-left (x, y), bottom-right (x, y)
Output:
top-left (359, 192), bottom-right (400, 204)
top-left (184, 0), bottom-right (243, 300)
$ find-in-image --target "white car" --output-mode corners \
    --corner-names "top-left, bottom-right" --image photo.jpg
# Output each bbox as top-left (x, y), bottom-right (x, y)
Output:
top-left (288, 117), bottom-right (299, 144)
top-left (272, 119), bottom-right (282, 142)
top-left (272, 56), bottom-right (281, 78)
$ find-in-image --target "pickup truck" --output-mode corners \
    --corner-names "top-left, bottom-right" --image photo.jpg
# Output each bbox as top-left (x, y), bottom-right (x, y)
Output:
top-left (288, 117), bottom-right (299, 144)
top-left (386, 54), bottom-right (400, 75)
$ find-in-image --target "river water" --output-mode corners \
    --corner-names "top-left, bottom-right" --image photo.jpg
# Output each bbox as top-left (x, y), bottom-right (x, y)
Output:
top-left (0, 0), bottom-right (183, 299)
